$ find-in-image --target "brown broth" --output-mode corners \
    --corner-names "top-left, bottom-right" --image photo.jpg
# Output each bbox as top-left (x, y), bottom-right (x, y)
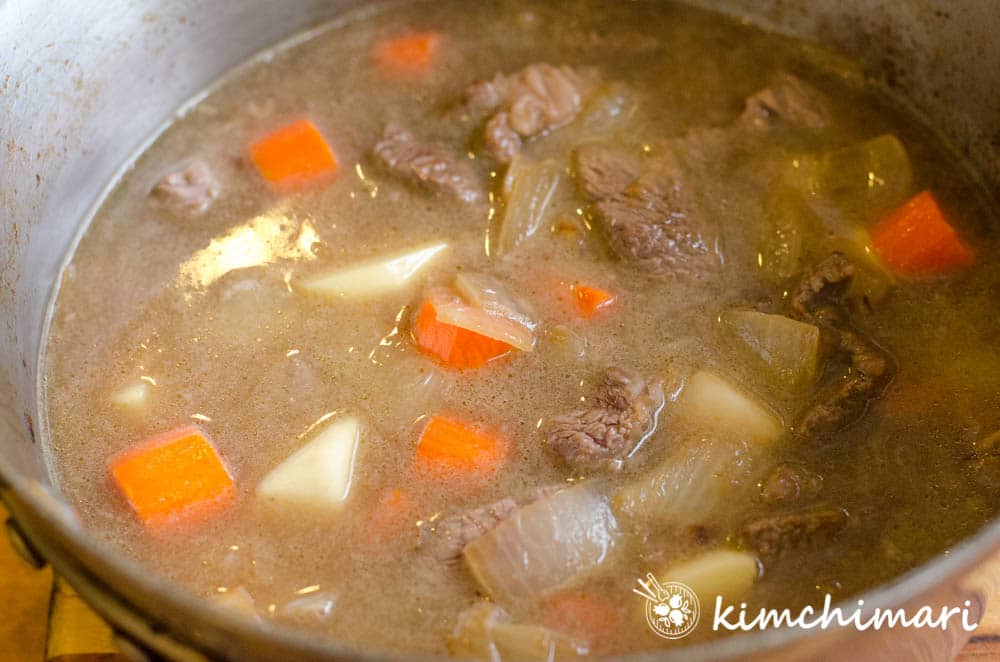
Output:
top-left (42, 0), bottom-right (1000, 655)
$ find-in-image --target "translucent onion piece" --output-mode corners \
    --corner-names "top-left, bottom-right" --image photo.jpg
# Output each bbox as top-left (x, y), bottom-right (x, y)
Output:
top-left (109, 380), bottom-right (150, 410)
top-left (545, 324), bottom-right (587, 361)
top-left (614, 435), bottom-right (757, 529)
top-left (782, 135), bottom-right (912, 226)
top-left (279, 591), bottom-right (338, 624)
top-left (463, 482), bottom-right (618, 607)
top-left (574, 82), bottom-right (638, 138)
top-left (828, 227), bottom-right (896, 307)
top-left (497, 157), bottom-right (562, 255)
top-left (454, 272), bottom-right (538, 340)
top-left (428, 287), bottom-right (535, 352)
top-left (209, 586), bottom-right (261, 622)
top-left (616, 372), bottom-right (782, 530)
top-left (722, 310), bottom-right (820, 391)
top-left (758, 184), bottom-right (822, 282)
top-left (533, 83), bottom-right (640, 160)
top-left (816, 134), bottom-right (913, 218)
top-left (448, 603), bottom-right (588, 661)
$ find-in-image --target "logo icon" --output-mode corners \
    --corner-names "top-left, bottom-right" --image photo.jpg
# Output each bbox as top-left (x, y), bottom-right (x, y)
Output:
top-left (634, 573), bottom-right (700, 639)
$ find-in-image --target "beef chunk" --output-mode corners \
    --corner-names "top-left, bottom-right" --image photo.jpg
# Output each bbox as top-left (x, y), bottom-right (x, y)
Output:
top-left (791, 253), bottom-right (894, 436)
top-left (466, 63), bottom-right (600, 162)
top-left (574, 144), bottom-right (641, 200)
top-left (791, 251), bottom-right (856, 318)
top-left (418, 497), bottom-right (518, 561)
top-left (797, 325), bottom-right (892, 436)
top-left (742, 506), bottom-right (848, 557)
top-left (483, 113), bottom-right (523, 164)
top-left (373, 124), bottom-right (483, 203)
top-left (739, 73), bottom-right (829, 132)
top-left (152, 159), bottom-right (219, 215)
top-left (686, 525), bottom-right (715, 547)
top-left (464, 73), bottom-right (510, 115)
top-left (761, 464), bottom-right (824, 504)
top-left (573, 144), bottom-right (718, 279)
top-left (417, 485), bottom-right (565, 560)
top-left (547, 367), bottom-right (663, 471)
top-left (527, 483), bottom-right (565, 502)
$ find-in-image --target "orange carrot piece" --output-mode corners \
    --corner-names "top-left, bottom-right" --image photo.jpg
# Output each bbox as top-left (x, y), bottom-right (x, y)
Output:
top-left (412, 300), bottom-right (512, 370)
top-left (414, 416), bottom-right (506, 477)
top-left (871, 190), bottom-right (974, 277)
top-left (368, 488), bottom-right (417, 546)
top-left (571, 284), bottom-right (616, 318)
top-left (110, 426), bottom-right (234, 528)
top-left (249, 119), bottom-right (338, 188)
top-left (541, 590), bottom-right (619, 651)
top-left (374, 32), bottom-right (441, 76)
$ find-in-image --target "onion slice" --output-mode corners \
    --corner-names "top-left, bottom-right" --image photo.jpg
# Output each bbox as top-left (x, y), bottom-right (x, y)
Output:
top-left (497, 156), bottom-right (562, 255)
top-left (429, 275), bottom-right (536, 352)
top-left (463, 482), bottom-right (618, 607)
top-left (614, 435), bottom-right (757, 529)
top-left (722, 310), bottom-right (820, 392)
top-left (448, 603), bottom-right (588, 660)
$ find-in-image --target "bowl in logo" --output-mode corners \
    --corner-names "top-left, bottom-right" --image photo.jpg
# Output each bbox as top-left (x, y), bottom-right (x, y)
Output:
top-left (641, 580), bottom-right (700, 639)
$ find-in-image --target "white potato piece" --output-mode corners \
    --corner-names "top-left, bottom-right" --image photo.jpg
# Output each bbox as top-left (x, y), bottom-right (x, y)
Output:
top-left (657, 549), bottom-right (760, 608)
top-left (297, 243), bottom-right (447, 299)
top-left (257, 416), bottom-right (361, 511)
top-left (676, 371), bottom-right (783, 446)
top-left (110, 381), bottom-right (150, 410)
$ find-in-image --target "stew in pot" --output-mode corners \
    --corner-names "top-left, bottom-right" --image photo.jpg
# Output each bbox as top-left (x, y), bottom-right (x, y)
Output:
top-left (42, 0), bottom-right (1000, 656)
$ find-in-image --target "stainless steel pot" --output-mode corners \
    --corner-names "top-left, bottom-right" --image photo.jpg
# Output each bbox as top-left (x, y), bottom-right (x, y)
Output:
top-left (1, 1), bottom-right (998, 660)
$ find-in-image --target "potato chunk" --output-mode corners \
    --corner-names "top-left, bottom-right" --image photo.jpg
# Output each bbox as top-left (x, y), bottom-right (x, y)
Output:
top-left (297, 243), bottom-right (447, 299)
top-left (675, 370), bottom-right (783, 446)
top-left (657, 549), bottom-right (760, 607)
top-left (257, 417), bottom-right (361, 511)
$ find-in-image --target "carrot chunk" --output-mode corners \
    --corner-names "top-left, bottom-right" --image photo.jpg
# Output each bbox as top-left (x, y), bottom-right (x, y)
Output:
top-left (871, 190), bottom-right (974, 277)
top-left (571, 284), bottom-right (616, 318)
top-left (412, 300), bottom-right (512, 370)
top-left (249, 119), bottom-right (338, 188)
top-left (541, 590), bottom-right (619, 652)
top-left (374, 32), bottom-right (441, 76)
top-left (414, 416), bottom-right (506, 477)
top-left (367, 488), bottom-right (417, 547)
top-left (110, 426), bottom-right (234, 528)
